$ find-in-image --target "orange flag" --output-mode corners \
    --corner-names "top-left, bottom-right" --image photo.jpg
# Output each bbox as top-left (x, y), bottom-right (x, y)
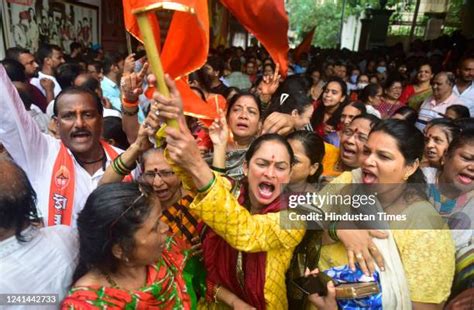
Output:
top-left (219, 0), bottom-right (289, 76)
top-left (294, 27), bottom-right (315, 63)
top-left (123, 0), bottom-right (218, 121)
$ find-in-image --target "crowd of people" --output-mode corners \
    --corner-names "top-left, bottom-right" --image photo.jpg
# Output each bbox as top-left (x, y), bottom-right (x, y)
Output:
top-left (0, 30), bottom-right (473, 310)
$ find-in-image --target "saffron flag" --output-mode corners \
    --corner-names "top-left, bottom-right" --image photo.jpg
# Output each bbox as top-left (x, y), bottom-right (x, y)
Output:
top-left (123, 0), bottom-right (219, 121)
top-left (294, 27), bottom-right (315, 63)
top-left (219, 0), bottom-right (289, 76)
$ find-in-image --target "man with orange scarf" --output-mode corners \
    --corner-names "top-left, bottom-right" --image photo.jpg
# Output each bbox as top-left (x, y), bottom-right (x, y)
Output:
top-left (0, 65), bottom-right (131, 227)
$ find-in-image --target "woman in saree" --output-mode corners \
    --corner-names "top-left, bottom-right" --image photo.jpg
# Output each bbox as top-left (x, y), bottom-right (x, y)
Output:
top-left (204, 92), bottom-right (263, 181)
top-left (422, 119), bottom-right (460, 169)
top-left (322, 114), bottom-right (380, 182)
top-left (99, 102), bottom-right (206, 309)
top-left (61, 182), bottom-right (191, 309)
top-left (378, 76), bottom-right (404, 118)
top-left (424, 129), bottom-right (474, 305)
top-left (311, 120), bottom-right (455, 309)
top-left (399, 63), bottom-right (434, 110)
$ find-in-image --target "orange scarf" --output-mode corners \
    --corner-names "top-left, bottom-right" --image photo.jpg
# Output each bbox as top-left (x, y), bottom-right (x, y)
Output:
top-left (48, 142), bottom-right (131, 226)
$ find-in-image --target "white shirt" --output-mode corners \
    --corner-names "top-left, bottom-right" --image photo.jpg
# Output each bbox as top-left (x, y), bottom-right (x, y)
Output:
top-left (29, 104), bottom-right (50, 134)
top-left (0, 65), bottom-right (125, 227)
top-left (453, 81), bottom-right (474, 117)
top-left (30, 71), bottom-right (62, 98)
top-left (0, 226), bottom-right (78, 309)
top-left (365, 104), bottom-right (382, 118)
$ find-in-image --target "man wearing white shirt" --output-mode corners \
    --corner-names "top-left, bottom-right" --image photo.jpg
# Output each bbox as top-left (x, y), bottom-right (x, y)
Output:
top-left (0, 159), bottom-right (78, 309)
top-left (416, 72), bottom-right (466, 131)
top-left (30, 44), bottom-right (65, 98)
top-left (6, 47), bottom-right (51, 112)
top-left (453, 56), bottom-right (474, 116)
top-left (0, 65), bottom-right (126, 227)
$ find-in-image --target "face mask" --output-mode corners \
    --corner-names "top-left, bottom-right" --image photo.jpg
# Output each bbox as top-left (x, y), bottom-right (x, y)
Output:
top-left (376, 66), bottom-right (387, 74)
top-left (357, 82), bottom-right (368, 89)
top-left (350, 74), bottom-right (358, 84)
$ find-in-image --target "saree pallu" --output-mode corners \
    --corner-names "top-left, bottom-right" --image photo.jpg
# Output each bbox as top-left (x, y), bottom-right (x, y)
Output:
top-left (204, 148), bottom-right (248, 181)
top-left (200, 184), bottom-right (280, 309)
top-left (376, 100), bottom-right (403, 119)
top-left (61, 238), bottom-right (191, 310)
top-left (405, 86), bottom-right (432, 111)
top-left (161, 195), bottom-right (206, 310)
top-left (451, 243), bottom-right (474, 298)
top-left (427, 185), bottom-right (474, 299)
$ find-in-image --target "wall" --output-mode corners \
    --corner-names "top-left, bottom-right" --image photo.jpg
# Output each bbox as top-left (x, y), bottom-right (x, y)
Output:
top-left (101, 0), bottom-right (127, 53)
top-left (0, 0), bottom-right (102, 57)
top-left (0, 0), bottom-right (128, 58)
top-left (81, 0), bottom-right (127, 53)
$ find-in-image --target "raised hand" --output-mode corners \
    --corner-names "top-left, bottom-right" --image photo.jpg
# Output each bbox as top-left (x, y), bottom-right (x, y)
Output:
top-left (133, 103), bottom-right (160, 153)
top-left (208, 109), bottom-right (229, 147)
top-left (40, 78), bottom-right (54, 93)
top-left (165, 116), bottom-right (201, 170)
top-left (123, 53), bottom-right (137, 75)
top-left (152, 74), bottom-right (184, 115)
top-left (258, 63), bottom-right (281, 96)
top-left (262, 112), bottom-right (295, 136)
top-left (120, 62), bottom-right (149, 102)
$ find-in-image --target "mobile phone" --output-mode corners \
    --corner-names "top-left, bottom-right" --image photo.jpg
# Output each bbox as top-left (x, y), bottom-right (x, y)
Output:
top-left (134, 50), bottom-right (147, 59)
top-left (291, 272), bottom-right (333, 296)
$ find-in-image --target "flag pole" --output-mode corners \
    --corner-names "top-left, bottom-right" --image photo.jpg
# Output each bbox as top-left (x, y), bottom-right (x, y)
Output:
top-left (134, 10), bottom-right (178, 129)
top-left (126, 32), bottom-right (132, 54)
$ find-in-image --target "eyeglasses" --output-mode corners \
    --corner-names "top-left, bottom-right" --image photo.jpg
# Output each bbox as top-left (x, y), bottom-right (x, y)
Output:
top-left (342, 128), bottom-right (369, 143)
top-left (142, 170), bottom-right (175, 183)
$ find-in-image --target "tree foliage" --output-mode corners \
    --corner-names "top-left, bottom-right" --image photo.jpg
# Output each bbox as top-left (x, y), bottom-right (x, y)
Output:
top-left (288, 0), bottom-right (341, 48)
top-left (288, 0), bottom-right (411, 48)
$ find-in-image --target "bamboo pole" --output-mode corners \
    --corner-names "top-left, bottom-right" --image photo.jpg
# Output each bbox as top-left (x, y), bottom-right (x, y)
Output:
top-left (135, 11), bottom-right (178, 129)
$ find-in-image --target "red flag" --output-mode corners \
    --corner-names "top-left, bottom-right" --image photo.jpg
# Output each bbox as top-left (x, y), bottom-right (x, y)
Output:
top-left (294, 27), bottom-right (315, 63)
top-left (219, 0), bottom-right (289, 76)
top-left (123, 0), bottom-right (209, 78)
top-left (123, 0), bottom-right (217, 121)
top-left (175, 78), bottom-right (219, 121)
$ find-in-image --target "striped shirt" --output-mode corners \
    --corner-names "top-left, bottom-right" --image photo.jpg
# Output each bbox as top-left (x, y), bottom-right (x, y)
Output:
top-left (416, 93), bottom-right (465, 131)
